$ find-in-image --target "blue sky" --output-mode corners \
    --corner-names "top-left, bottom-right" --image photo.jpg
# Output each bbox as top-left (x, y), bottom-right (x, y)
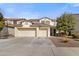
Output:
top-left (0, 3), bottom-right (79, 19)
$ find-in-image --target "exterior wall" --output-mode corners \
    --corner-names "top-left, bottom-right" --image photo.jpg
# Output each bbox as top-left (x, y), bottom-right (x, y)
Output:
top-left (48, 28), bottom-right (50, 37)
top-left (39, 18), bottom-right (57, 26)
top-left (5, 20), bottom-right (23, 25)
top-left (50, 21), bottom-right (57, 26)
top-left (17, 21), bottom-right (22, 24)
top-left (8, 27), bottom-right (15, 36)
top-left (15, 27), bottom-right (19, 37)
top-left (50, 21), bottom-right (54, 26)
top-left (7, 20), bottom-right (14, 25)
top-left (72, 15), bottom-right (79, 33)
top-left (22, 22), bottom-right (32, 27)
top-left (36, 27), bottom-right (39, 37)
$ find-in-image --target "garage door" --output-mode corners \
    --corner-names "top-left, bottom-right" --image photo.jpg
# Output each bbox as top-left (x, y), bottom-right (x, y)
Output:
top-left (38, 29), bottom-right (47, 37)
top-left (17, 28), bottom-right (36, 37)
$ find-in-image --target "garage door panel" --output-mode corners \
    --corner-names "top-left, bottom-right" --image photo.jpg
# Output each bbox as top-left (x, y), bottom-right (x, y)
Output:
top-left (38, 30), bottom-right (47, 37)
top-left (18, 29), bottom-right (36, 37)
top-left (15, 28), bottom-right (48, 37)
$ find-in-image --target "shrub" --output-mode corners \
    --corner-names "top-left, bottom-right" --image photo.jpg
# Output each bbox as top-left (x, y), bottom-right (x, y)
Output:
top-left (0, 12), bottom-right (4, 32)
top-left (72, 33), bottom-right (79, 39)
top-left (0, 28), bottom-right (3, 31)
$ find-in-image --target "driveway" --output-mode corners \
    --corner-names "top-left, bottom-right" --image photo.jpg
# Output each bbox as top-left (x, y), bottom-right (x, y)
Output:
top-left (0, 37), bottom-right (55, 56)
top-left (0, 37), bottom-right (79, 56)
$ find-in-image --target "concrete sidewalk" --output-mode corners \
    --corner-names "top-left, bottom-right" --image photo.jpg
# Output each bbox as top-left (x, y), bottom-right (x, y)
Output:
top-left (53, 47), bottom-right (79, 56)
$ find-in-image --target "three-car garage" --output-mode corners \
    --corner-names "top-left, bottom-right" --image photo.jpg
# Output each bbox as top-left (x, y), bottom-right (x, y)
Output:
top-left (15, 27), bottom-right (50, 37)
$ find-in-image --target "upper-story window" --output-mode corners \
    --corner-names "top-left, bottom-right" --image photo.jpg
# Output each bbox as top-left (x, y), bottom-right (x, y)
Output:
top-left (41, 20), bottom-right (50, 24)
top-left (39, 17), bottom-right (52, 25)
top-left (40, 19), bottom-right (50, 25)
top-left (45, 21), bottom-right (50, 24)
top-left (41, 21), bottom-right (45, 24)
top-left (25, 22), bottom-right (28, 25)
top-left (22, 22), bottom-right (32, 27)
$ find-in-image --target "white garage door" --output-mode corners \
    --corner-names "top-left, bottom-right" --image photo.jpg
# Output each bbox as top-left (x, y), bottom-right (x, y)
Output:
top-left (38, 29), bottom-right (47, 37)
top-left (18, 29), bottom-right (36, 37)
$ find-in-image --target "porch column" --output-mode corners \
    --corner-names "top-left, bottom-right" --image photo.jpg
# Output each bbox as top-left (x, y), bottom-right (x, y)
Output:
top-left (48, 28), bottom-right (50, 37)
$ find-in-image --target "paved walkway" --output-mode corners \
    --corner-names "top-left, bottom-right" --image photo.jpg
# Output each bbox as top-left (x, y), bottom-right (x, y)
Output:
top-left (0, 37), bottom-right (79, 56)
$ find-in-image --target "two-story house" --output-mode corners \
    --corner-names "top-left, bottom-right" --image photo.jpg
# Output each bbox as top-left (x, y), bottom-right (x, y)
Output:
top-left (4, 18), bottom-right (26, 27)
top-left (4, 17), bottom-right (57, 37)
top-left (15, 21), bottom-right (51, 37)
top-left (15, 17), bottom-right (57, 37)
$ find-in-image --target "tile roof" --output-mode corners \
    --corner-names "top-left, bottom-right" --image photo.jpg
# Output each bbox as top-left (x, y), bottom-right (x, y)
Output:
top-left (39, 17), bottom-right (54, 21)
top-left (31, 23), bottom-right (52, 27)
top-left (5, 24), bottom-right (22, 27)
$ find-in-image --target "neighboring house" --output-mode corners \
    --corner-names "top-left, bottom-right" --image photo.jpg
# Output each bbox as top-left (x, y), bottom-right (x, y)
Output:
top-left (72, 14), bottom-right (79, 33)
top-left (3, 18), bottom-right (25, 36)
top-left (4, 18), bottom-right (26, 25)
top-left (28, 19), bottom-right (39, 24)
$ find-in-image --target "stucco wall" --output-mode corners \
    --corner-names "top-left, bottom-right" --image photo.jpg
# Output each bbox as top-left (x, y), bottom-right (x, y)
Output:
top-left (8, 27), bottom-right (15, 36)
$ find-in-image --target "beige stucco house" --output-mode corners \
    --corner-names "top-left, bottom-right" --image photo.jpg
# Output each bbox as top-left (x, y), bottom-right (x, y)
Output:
top-left (4, 17), bottom-right (57, 37)
top-left (15, 21), bottom-right (51, 37)
top-left (4, 18), bottom-right (26, 25)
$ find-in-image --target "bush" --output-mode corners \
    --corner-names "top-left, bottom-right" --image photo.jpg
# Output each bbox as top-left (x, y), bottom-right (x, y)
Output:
top-left (0, 27), bottom-right (3, 31)
top-left (0, 12), bottom-right (4, 32)
top-left (72, 33), bottom-right (79, 39)
top-left (0, 21), bottom-right (4, 31)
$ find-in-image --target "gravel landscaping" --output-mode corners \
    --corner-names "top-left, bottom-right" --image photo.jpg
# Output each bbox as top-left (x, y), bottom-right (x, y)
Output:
top-left (50, 36), bottom-right (79, 47)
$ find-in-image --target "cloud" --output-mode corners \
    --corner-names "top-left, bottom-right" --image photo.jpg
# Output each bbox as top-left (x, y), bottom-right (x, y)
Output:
top-left (62, 5), bottom-right (69, 10)
top-left (70, 3), bottom-right (79, 7)
top-left (73, 4), bottom-right (79, 7)
top-left (61, 3), bottom-right (79, 9)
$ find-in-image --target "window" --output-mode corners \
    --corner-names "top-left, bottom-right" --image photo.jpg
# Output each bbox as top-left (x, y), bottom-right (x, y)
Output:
top-left (25, 22), bottom-right (28, 25)
top-left (45, 21), bottom-right (50, 24)
top-left (41, 21), bottom-right (45, 24)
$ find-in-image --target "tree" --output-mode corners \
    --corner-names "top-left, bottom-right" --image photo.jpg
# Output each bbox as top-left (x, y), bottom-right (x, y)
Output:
top-left (56, 13), bottom-right (76, 36)
top-left (0, 12), bottom-right (4, 31)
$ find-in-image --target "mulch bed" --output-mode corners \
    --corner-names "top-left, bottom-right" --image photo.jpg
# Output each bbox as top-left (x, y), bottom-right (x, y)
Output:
top-left (49, 37), bottom-right (79, 47)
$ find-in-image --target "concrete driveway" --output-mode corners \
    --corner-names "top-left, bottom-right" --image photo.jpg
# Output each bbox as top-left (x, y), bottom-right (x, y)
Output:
top-left (0, 37), bottom-right (79, 56)
top-left (0, 37), bottom-right (55, 56)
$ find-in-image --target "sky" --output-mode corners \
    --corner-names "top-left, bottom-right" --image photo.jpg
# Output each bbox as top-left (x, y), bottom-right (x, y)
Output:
top-left (0, 3), bottom-right (79, 19)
